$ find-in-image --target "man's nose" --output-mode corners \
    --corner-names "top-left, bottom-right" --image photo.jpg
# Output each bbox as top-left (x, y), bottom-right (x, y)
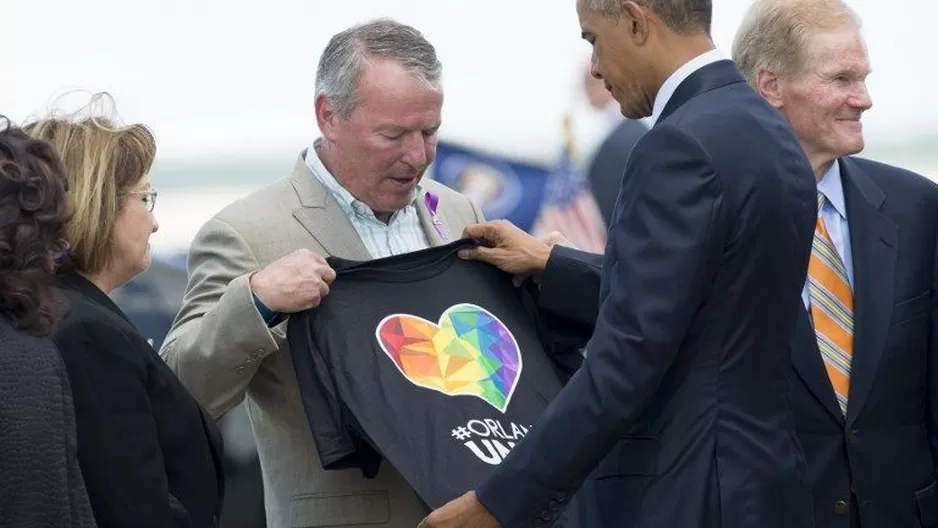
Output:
top-left (852, 82), bottom-right (873, 111)
top-left (402, 133), bottom-right (428, 168)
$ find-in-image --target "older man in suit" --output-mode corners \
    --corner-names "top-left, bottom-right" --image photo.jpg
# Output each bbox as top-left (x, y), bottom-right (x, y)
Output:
top-left (734, 1), bottom-right (938, 526)
top-left (160, 19), bottom-right (485, 528)
top-left (421, 0), bottom-right (818, 527)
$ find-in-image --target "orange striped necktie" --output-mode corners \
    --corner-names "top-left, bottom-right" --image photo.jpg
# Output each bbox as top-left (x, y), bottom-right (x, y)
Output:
top-left (808, 191), bottom-right (854, 415)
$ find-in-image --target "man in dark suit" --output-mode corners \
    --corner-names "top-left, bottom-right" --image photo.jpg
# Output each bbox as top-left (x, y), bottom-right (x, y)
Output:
top-left (586, 117), bottom-right (648, 225)
top-left (580, 62), bottom-right (649, 225)
top-left (419, 0), bottom-right (818, 527)
top-left (733, 1), bottom-right (938, 526)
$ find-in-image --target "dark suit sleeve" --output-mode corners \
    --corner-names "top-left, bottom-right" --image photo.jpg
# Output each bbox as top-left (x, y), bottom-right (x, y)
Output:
top-left (57, 320), bottom-right (183, 527)
top-left (475, 125), bottom-right (727, 526)
top-left (537, 246), bottom-right (604, 341)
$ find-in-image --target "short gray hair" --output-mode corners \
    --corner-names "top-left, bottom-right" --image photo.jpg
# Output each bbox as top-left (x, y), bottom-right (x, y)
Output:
top-left (732, 0), bottom-right (860, 88)
top-left (315, 18), bottom-right (442, 119)
top-left (582, 0), bottom-right (712, 34)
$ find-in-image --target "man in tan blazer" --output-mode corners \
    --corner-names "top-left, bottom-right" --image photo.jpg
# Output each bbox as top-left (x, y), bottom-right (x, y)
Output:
top-left (160, 19), bottom-right (484, 528)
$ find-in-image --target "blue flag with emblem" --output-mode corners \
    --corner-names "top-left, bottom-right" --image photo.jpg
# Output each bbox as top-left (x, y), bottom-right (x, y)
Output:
top-left (431, 141), bottom-right (551, 232)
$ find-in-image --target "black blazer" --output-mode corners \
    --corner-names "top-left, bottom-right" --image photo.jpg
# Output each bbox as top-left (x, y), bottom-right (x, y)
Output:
top-left (474, 60), bottom-right (817, 527)
top-left (585, 118), bottom-right (648, 225)
top-left (789, 157), bottom-right (938, 528)
top-left (53, 271), bottom-right (224, 528)
top-left (0, 316), bottom-right (96, 528)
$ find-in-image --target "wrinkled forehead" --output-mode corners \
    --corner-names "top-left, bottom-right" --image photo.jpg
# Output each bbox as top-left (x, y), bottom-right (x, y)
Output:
top-left (576, 0), bottom-right (622, 39)
top-left (576, 0), bottom-right (599, 26)
top-left (800, 27), bottom-right (870, 74)
top-left (353, 68), bottom-right (442, 127)
top-left (357, 57), bottom-right (440, 90)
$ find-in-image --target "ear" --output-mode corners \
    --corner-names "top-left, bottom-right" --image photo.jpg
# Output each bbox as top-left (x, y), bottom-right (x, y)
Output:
top-left (621, 0), bottom-right (651, 44)
top-left (755, 69), bottom-right (785, 110)
top-left (315, 93), bottom-right (341, 142)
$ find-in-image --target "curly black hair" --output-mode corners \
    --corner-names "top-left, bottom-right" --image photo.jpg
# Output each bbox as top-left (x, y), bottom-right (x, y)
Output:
top-left (0, 116), bottom-right (70, 336)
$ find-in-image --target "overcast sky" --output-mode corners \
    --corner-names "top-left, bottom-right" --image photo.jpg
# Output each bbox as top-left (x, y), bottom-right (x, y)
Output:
top-left (3, 0), bottom-right (934, 164)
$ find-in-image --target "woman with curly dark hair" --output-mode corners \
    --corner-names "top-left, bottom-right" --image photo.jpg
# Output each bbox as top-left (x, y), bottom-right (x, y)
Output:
top-left (0, 117), bottom-right (96, 527)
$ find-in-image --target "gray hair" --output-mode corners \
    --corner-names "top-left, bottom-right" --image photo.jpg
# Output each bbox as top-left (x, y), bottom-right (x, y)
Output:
top-left (315, 18), bottom-right (442, 119)
top-left (582, 0), bottom-right (712, 34)
top-left (732, 0), bottom-right (860, 88)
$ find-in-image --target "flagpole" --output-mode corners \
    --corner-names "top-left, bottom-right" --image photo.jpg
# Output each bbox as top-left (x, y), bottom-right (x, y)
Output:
top-left (561, 113), bottom-right (578, 161)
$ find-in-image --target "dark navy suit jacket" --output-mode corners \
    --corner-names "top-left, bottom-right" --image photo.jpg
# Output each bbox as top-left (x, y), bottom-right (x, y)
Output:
top-left (474, 60), bottom-right (818, 527)
top-left (789, 157), bottom-right (938, 528)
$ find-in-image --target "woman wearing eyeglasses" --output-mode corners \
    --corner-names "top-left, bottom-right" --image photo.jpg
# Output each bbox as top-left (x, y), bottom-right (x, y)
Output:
top-left (26, 94), bottom-right (225, 528)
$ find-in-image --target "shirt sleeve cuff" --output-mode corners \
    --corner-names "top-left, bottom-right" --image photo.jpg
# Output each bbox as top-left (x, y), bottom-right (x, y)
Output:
top-left (251, 291), bottom-right (282, 327)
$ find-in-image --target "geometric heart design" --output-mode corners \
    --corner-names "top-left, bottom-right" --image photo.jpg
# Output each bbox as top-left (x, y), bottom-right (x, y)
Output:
top-left (375, 303), bottom-right (522, 413)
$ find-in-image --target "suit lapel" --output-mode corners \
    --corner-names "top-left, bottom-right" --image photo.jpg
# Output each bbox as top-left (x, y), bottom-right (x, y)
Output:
top-left (291, 150), bottom-right (454, 255)
top-left (792, 306), bottom-right (845, 424)
top-left (290, 153), bottom-right (371, 260)
top-left (414, 187), bottom-right (448, 247)
top-left (841, 158), bottom-right (898, 425)
top-left (658, 60), bottom-right (747, 123)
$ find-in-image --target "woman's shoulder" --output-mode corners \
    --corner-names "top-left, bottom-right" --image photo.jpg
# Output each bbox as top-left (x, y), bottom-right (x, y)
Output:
top-left (53, 290), bottom-right (147, 365)
top-left (55, 287), bottom-right (117, 336)
top-left (55, 274), bottom-right (131, 334)
top-left (0, 316), bottom-right (68, 381)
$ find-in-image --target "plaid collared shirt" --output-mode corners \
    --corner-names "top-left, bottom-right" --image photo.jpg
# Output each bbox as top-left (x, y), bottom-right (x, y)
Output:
top-left (305, 145), bottom-right (430, 259)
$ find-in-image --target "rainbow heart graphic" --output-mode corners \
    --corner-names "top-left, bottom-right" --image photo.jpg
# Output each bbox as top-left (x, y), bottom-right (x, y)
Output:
top-left (375, 303), bottom-right (522, 412)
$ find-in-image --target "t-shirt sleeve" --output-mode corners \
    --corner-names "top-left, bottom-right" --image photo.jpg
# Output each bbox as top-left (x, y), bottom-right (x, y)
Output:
top-left (286, 311), bottom-right (360, 470)
top-left (518, 278), bottom-right (584, 383)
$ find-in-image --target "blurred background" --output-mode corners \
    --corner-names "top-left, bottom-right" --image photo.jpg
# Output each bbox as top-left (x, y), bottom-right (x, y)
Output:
top-left (3, 0), bottom-right (935, 525)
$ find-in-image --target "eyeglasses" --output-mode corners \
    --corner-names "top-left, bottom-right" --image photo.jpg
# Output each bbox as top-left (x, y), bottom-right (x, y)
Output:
top-left (125, 188), bottom-right (158, 213)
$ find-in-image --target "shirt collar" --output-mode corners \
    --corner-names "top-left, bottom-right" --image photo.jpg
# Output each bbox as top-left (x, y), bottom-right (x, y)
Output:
top-left (304, 140), bottom-right (422, 218)
top-left (649, 48), bottom-right (727, 127)
top-left (818, 159), bottom-right (847, 220)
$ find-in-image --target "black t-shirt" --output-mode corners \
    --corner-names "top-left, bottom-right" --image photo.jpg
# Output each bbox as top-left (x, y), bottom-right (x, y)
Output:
top-left (287, 239), bottom-right (569, 510)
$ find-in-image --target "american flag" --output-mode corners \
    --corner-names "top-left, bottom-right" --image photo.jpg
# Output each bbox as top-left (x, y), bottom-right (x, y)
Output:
top-left (531, 119), bottom-right (607, 253)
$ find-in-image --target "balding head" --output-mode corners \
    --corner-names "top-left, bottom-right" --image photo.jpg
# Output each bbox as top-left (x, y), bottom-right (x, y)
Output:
top-left (732, 0), bottom-right (860, 87)
top-left (732, 0), bottom-right (871, 178)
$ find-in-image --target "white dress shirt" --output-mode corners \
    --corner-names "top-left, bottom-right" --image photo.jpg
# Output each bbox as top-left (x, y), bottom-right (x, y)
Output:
top-left (304, 144), bottom-right (430, 259)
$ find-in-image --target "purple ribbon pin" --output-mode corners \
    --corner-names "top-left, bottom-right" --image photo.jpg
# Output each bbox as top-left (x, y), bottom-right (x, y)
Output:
top-left (424, 191), bottom-right (448, 241)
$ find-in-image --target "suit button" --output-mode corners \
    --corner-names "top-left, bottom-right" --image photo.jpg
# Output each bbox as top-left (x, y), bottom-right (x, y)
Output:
top-left (236, 365), bottom-right (246, 374)
top-left (554, 492), bottom-right (567, 502)
top-left (834, 500), bottom-right (848, 515)
top-left (845, 429), bottom-right (858, 441)
top-left (540, 510), bottom-right (552, 521)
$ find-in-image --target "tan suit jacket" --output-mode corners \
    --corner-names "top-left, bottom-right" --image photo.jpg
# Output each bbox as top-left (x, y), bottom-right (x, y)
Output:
top-left (160, 151), bottom-right (484, 528)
